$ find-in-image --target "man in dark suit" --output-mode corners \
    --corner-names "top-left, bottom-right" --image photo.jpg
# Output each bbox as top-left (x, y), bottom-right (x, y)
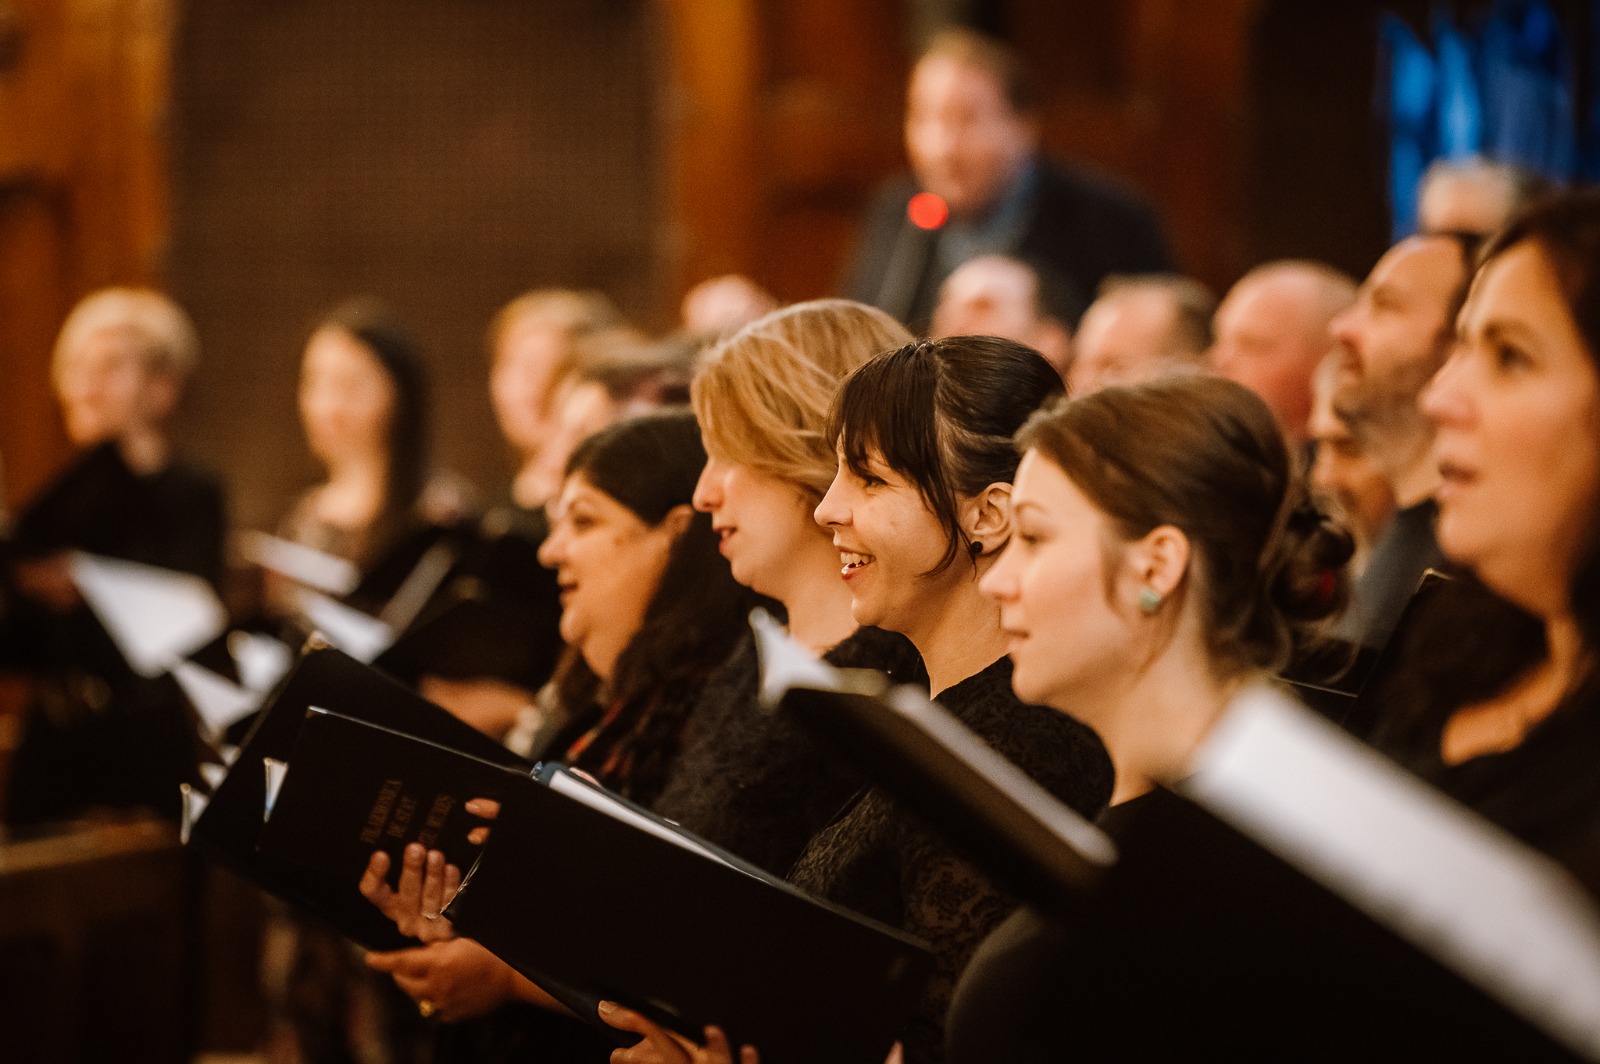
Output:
top-left (845, 28), bottom-right (1171, 333)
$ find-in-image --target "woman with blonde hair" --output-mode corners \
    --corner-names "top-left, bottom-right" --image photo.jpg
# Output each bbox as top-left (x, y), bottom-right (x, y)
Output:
top-left (650, 298), bottom-right (925, 875)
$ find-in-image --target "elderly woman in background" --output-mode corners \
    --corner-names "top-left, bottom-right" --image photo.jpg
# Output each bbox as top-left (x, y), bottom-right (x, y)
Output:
top-left (1, 287), bottom-right (225, 827)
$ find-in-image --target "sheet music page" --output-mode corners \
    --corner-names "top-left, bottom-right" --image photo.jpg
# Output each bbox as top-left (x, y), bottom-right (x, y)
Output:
top-left (881, 686), bottom-right (1117, 867)
top-left (179, 783), bottom-right (209, 844)
top-left (173, 659), bottom-right (264, 739)
top-left (1185, 685), bottom-right (1600, 1059)
top-left (231, 630), bottom-right (295, 693)
top-left (69, 552), bottom-right (228, 677)
top-left (751, 607), bottom-right (1114, 875)
top-left (262, 757), bottom-right (290, 822)
top-left (296, 589), bottom-right (396, 663)
top-left (749, 608), bottom-right (885, 708)
top-left (377, 540), bottom-right (458, 631)
top-left (238, 530), bottom-right (360, 596)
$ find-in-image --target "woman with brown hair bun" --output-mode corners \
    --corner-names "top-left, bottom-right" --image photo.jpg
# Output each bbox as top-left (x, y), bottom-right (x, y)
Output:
top-left (983, 374), bottom-right (1352, 804)
top-left (949, 373), bottom-right (1351, 1063)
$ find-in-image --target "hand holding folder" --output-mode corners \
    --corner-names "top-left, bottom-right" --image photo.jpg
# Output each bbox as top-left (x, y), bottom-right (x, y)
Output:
top-left (360, 842), bottom-right (465, 943)
top-left (597, 1003), bottom-right (756, 1064)
top-left (365, 938), bottom-right (527, 1026)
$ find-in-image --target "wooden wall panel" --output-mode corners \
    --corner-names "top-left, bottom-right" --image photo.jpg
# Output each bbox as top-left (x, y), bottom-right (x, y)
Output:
top-left (661, 0), bottom-right (1260, 308)
top-left (661, 0), bottom-right (906, 304)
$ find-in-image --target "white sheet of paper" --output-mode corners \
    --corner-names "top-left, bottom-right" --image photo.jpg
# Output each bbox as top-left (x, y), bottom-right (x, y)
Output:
top-left (1184, 685), bottom-right (1600, 1059)
top-left (378, 540), bottom-right (458, 632)
top-left (752, 607), bottom-right (1116, 868)
top-left (69, 552), bottom-right (228, 678)
top-left (262, 757), bottom-right (290, 822)
top-left (229, 630), bottom-right (294, 693)
top-left (199, 761), bottom-right (229, 791)
top-left (173, 659), bottom-right (263, 740)
top-left (238, 530), bottom-right (360, 597)
top-left (295, 588), bottom-right (396, 664)
top-left (750, 607), bottom-right (879, 708)
top-left (179, 782), bottom-right (209, 844)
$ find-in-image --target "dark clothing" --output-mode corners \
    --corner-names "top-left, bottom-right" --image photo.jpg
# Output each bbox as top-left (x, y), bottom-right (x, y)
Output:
top-left (1364, 576), bottom-right (1600, 895)
top-left (844, 157), bottom-right (1171, 332)
top-left (1, 443), bottom-right (226, 826)
top-left (1336, 497), bottom-right (1446, 650)
top-left (787, 657), bottom-right (1113, 1064)
top-left (947, 786), bottom-right (1574, 1062)
top-left (452, 628), bottom-right (929, 1064)
top-left (946, 793), bottom-right (1153, 1064)
top-left (653, 625), bottom-right (927, 878)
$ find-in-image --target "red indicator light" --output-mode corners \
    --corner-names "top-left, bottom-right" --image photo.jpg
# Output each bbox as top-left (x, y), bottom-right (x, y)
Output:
top-left (907, 192), bottom-right (949, 230)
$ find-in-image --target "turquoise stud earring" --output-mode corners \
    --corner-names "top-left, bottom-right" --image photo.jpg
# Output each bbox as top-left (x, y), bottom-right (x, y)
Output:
top-left (1138, 586), bottom-right (1163, 615)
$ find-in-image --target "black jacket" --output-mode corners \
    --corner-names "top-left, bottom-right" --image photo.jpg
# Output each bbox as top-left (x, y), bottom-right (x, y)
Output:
top-left (844, 156), bottom-right (1171, 332)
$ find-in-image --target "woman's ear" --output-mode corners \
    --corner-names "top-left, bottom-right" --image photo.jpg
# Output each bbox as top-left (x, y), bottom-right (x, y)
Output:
top-left (1129, 524), bottom-right (1190, 599)
top-left (659, 503), bottom-right (695, 540)
top-left (965, 482), bottom-right (1013, 554)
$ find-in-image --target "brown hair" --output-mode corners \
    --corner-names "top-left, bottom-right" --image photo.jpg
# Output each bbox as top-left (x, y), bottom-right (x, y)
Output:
top-left (918, 28), bottom-right (1036, 114)
top-left (693, 300), bottom-right (912, 498)
top-left (1018, 375), bottom-right (1353, 676)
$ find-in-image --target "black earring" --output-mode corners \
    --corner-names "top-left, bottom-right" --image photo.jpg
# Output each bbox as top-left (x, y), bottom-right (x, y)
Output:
top-left (969, 540), bottom-right (983, 557)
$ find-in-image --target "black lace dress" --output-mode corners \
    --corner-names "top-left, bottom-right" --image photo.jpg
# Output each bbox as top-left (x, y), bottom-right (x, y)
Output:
top-left (786, 657), bottom-right (1113, 1064)
top-left (652, 625), bottom-right (927, 877)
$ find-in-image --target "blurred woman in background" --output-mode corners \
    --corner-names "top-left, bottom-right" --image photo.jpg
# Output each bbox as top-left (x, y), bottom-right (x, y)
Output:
top-left (1, 287), bottom-right (225, 827)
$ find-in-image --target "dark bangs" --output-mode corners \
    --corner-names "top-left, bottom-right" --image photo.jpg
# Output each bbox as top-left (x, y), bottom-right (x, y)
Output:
top-left (828, 337), bottom-right (1064, 574)
top-left (828, 342), bottom-right (967, 571)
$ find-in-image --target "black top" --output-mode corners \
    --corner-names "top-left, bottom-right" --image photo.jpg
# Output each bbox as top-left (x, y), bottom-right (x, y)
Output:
top-left (1336, 498), bottom-right (1446, 651)
top-left (946, 787), bottom-right (1578, 1063)
top-left (786, 657), bottom-right (1113, 1064)
top-left (945, 793), bottom-right (1153, 1064)
top-left (1, 442), bottom-right (227, 826)
top-left (843, 156), bottom-right (1171, 332)
top-left (1363, 576), bottom-right (1600, 895)
top-left (653, 625), bottom-right (927, 878)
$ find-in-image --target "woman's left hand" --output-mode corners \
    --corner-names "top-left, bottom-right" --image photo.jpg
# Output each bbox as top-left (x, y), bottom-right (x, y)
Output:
top-left (366, 938), bottom-right (518, 1023)
top-left (359, 843), bottom-right (462, 942)
top-left (598, 1001), bottom-right (759, 1064)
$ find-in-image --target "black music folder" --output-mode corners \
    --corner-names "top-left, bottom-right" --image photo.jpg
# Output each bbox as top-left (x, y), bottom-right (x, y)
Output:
top-left (183, 643), bottom-right (530, 950)
top-left (258, 709), bottom-right (522, 888)
top-left (755, 608), bottom-right (1600, 1059)
top-left (750, 610), bottom-right (1115, 916)
top-left (438, 762), bottom-right (932, 1064)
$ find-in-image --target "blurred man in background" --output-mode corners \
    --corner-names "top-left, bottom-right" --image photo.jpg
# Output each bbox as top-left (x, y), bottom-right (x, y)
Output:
top-left (1210, 260), bottom-right (1356, 445)
top-left (845, 28), bottom-right (1169, 331)
top-left (1068, 274), bottom-right (1214, 395)
top-left (929, 254), bottom-right (1081, 378)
